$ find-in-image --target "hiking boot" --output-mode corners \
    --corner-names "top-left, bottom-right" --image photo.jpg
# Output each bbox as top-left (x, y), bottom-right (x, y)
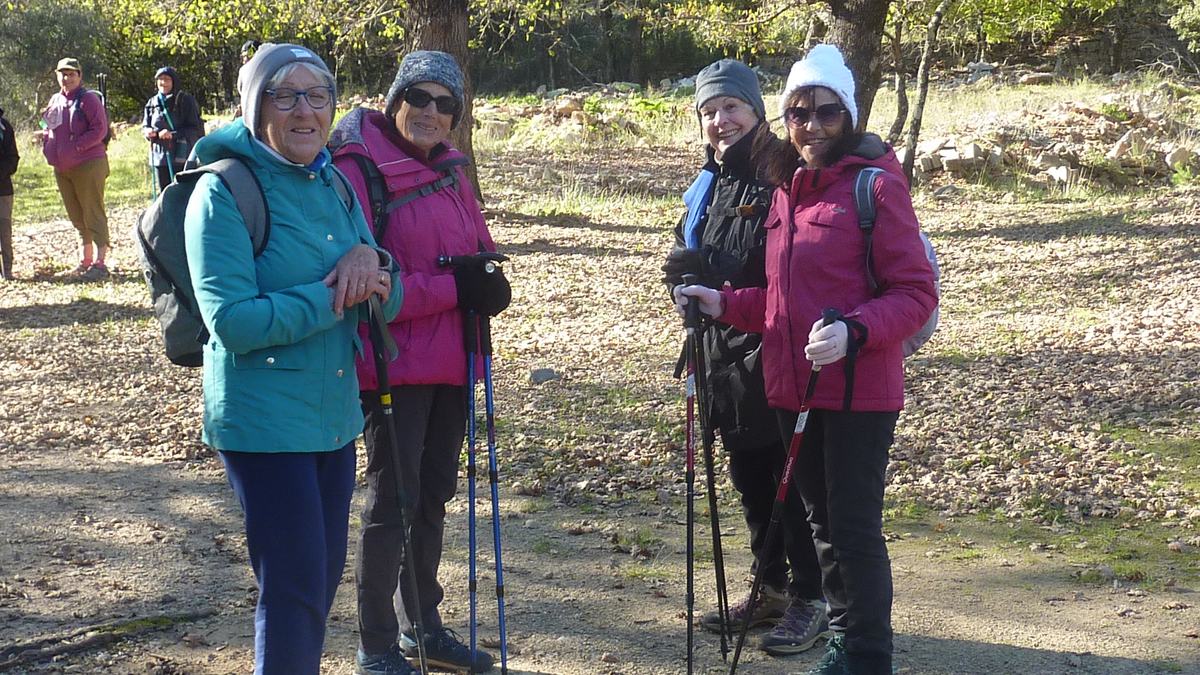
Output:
top-left (805, 633), bottom-right (850, 675)
top-left (69, 262), bottom-right (91, 276)
top-left (81, 263), bottom-right (109, 281)
top-left (356, 644), bottom-right (417, 675)
top-left (761, 597), bottom-right (831, 655)
top-left (700, 584), bottom-right (789, 634)
top-left (401, 626), bottom-right (494, 673)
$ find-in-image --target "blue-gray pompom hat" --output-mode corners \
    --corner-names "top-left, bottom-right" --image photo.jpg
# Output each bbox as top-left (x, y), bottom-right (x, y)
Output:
top-left (384, 50), bottom-right (466, 129)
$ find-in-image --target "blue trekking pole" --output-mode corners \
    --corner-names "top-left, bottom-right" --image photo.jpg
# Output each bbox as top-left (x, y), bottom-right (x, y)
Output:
top-left (463, 307), bottom-right (481, 669)
top-left (480, 314), bottom-right (510, 674)
top-left (440, 253), bottom-right (510, 674)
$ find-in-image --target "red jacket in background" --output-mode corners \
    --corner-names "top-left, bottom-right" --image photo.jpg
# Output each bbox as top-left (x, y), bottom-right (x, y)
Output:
top-left (41, 86), bottom-right (108, 171)
top-left (721, 139), bottom-right (938, 413)
top-left (332, 107), bottom-right (496, 391)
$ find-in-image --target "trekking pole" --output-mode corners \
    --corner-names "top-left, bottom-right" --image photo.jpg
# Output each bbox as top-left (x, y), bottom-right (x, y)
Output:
top-left (480, 315), bottom-right (511, 674)
top-left (728, 308), bottom-right (841, 675)
top-left (463, 307), bottom-right (481, 669)
top-left (367, 296), bottom-right (430, 675)
top-left (438, 253), bottom-right (510, 674)
top-left (682, 273), bottom-right (731, 661)
top-left (683, 304), bottom-right (697, 675)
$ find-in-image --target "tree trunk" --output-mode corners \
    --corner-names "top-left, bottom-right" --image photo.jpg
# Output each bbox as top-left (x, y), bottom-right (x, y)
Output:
top-left (825, 0), bottom-right (893, 132)
top-left (627, 17), bottom-right (643, 84)
top-left (902, 0), bottom-right (956, 184)
top-left (600, 8), bottom-right (614, 83)
top-left (886, 20), bottom-right (908, 147)
top-left (405, 0), bottom-right (480, 200)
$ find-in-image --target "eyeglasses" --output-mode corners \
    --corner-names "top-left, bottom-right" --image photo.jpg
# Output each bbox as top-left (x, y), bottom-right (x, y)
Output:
top-left (265, 86), bottom-right (334, 111)
top-left (782, 104), bottom-right (846, 128)
top-left (403, 87), bottom-right (461, 116)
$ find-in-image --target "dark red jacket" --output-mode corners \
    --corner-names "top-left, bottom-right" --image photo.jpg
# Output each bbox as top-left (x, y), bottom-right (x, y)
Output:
top-left (721, 136), bottom-right (937, 413)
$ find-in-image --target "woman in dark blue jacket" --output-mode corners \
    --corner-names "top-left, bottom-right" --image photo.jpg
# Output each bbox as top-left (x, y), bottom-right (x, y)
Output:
top-left (142, 66), bottom-right (203, 192)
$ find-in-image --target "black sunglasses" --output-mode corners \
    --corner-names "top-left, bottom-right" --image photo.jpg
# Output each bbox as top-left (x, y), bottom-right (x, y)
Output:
top-left (782, 104), bottom-right (846, 128)
top-left (403, 87), bottom-right (461, 116)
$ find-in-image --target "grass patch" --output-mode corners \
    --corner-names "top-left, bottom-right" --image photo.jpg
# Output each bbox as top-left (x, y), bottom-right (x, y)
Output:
top-left (12, 126), bottom-right (156, 225)
top-left (620, 563), bottom-right (673, 582)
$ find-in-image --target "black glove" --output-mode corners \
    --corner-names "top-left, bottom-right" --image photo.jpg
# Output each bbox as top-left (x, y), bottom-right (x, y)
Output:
top-left (661, 247), bottom-right (706, 286)
top-left (454, 258), bottom-right (512, 317)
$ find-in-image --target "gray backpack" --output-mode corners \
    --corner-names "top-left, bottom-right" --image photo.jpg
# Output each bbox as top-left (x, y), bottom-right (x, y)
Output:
top-left (133, 158), bottom-right (353, 366)
top-left (853, 167), bottom-right (941, 356)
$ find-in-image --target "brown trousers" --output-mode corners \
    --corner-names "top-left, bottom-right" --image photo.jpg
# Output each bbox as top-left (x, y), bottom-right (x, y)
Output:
top-left (54, 156), bottom-right (110, 247)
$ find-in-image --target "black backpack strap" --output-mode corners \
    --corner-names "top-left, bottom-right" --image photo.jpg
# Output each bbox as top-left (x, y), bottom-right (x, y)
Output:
top-left (855, 167), bottom-right (885, 295)
top-left (329, 165), bottom-right (357, 215)
top-left (346, 153), bottom-right (387, 236)
top-left (196, 158), bottom-right (270, 256)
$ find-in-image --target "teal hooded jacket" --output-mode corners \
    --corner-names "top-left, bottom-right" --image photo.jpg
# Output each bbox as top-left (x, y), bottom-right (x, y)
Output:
top-left (184, 119), bottom-right (402, 453)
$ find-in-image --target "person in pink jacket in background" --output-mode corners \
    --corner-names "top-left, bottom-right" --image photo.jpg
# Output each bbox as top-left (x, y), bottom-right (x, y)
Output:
top-left (34, 58), bottom-right (111, 280)
top-left (331, 50), bottom-right (509, 675)
top-left (676, 44), bottom-right (937, 675)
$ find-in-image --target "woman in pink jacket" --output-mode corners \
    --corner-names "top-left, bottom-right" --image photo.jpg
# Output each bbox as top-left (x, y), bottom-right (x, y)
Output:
top-left (331, 50), bottom-right (508, 675)
top-left (34, 58), bottom-right (111, 280)
top-left (677, 45), bottom-right (937, 675)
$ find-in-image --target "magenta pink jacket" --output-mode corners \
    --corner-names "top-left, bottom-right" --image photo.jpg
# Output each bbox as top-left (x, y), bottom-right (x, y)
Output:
top-left (331, 108), bottom-right (496, 390)
top-left (41, 86), bottom-right (108, 171)
top-left (721, 139), bottom-right (937, 413)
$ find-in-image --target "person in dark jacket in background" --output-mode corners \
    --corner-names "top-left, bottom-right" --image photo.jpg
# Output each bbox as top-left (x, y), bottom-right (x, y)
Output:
top-left (677, 45), bottom-right (938, 675)
top-left (143, 66), bottom-right (204, 192)
top-left (0, 105), bottom-right (19, 280)
top-left (662, 58), bottom-right (828, 656)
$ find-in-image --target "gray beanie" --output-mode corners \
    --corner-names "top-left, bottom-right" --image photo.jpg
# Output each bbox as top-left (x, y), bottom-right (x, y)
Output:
top-left (694, 59), bottom-right (766, 122)
top-left (237, 43), bottom-right (335, 139)
top-left (384, 50), bottom-right (465, 129)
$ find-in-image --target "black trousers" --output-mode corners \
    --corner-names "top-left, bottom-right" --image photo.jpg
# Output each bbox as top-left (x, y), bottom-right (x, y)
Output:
top-left (727, 437), bottom-right (822, 599)
top-left (776, 408), bottom-right (898, 674)
top-left (153, 164), bottom-right (173, 194)
top-left (356, 384), bottom-right (466, 654)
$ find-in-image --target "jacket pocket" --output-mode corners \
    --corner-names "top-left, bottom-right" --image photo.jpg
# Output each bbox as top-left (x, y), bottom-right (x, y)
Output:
top-left (231, 342), bottom-right (307, 370)
top-left (805, 201), bottom-right (855, 229)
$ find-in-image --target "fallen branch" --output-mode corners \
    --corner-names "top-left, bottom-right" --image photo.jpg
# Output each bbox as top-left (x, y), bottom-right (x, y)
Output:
top-left (0, 609), bottom-right (216, 671)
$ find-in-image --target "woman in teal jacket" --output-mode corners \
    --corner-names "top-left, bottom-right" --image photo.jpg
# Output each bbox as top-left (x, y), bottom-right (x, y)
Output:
top-left (183, 43), bottom-right (402, 675)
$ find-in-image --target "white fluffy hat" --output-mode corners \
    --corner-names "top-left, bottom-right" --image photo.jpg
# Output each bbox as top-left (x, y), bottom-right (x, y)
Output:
top-left (780, 44), bottom-right (858, 129)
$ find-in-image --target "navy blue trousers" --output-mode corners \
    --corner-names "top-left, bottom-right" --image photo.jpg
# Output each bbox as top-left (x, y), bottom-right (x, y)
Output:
top-left (220, 443), bottom-right (356, 675)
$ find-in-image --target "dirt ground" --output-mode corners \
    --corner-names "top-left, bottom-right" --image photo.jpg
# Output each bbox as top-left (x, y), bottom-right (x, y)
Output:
top-left (1, 145), bottom-right (1198, 674)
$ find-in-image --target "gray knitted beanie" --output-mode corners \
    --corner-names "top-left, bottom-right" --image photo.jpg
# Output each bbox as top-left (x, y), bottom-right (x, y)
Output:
top-left (694, 59), bottom-right (766, 122)
top-left (238, 43), bottom-right (335, 139)
top-left (383, 50), bottom-right (465, 129)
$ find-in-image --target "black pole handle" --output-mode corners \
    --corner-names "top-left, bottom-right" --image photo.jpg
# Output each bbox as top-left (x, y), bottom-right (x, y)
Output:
top-left (681, 273), bottom-right (702, 330)
top-left (438, 252), bottom-right (509, 269)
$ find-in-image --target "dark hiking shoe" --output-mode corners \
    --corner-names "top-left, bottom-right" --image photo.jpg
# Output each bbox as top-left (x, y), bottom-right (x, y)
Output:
top-left (357, 644), bottom-right (417, 675)
top-left (805, 633), bottom-right (850, 675)
top-left (701, 584), bottom-right (789, 633)
top-left (401, 626), bottom-right (494, 673)
top-left (69, 262), bottom-right (90, 276)
top-left (761, 597), bottom-right (831, 655)
top-left (81, 263), bottom-right (109, 281)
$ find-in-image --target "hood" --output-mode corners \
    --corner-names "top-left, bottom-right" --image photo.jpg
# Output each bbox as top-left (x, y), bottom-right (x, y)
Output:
top-left (192, 117), bottom-right (332, 170)
top-left (155, 66), bottom-right (180, 96)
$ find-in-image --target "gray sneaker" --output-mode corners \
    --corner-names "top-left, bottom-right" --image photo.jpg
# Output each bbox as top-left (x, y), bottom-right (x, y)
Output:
top-left (80, 263), bottom-right (109, 281)
top-left (760, 597), bottom-right (831, 655)
top-left (700, 584), bottom-right (789, 634)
